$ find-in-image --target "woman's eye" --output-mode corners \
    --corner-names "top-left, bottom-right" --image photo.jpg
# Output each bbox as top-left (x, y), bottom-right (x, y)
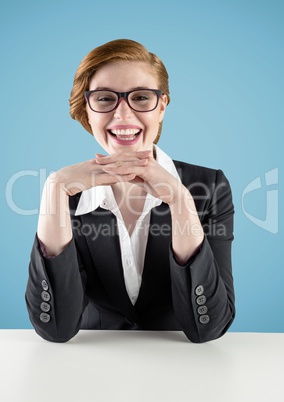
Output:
top-left (131, 94), bottom-right (150, 102)
top-left (97, 97), bottom-right (116, 102)
top-left (134, 96), bottom-right (148, 101)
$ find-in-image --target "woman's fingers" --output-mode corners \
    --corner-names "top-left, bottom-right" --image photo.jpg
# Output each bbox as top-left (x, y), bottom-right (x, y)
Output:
top-left (96, 150), bottom-right (151, 165)
top-left (94, 171), bottom-right (136, 186)
top-left (101, 163), bottom-right (147, 177)
top-left (98, 158), bottom-right (148, 171)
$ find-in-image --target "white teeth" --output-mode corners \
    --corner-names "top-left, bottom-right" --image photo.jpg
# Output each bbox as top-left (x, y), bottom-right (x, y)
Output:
top-left (117, 136), bottom-right (136, 141)
top-left (110, 129), bottom-right (140, 135)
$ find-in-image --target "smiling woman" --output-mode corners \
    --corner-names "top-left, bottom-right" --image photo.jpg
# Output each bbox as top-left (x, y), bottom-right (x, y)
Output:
top-left (25, 39), bottom-right (235, 343)
top-left (85, 61), bottom-right (167, 153)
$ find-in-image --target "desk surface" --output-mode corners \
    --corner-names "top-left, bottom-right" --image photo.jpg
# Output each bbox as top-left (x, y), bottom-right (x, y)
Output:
top-left (0, 330), bottom-right (283, 402)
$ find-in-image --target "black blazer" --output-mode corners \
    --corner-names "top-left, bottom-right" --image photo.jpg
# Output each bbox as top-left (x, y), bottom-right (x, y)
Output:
top-left (25, 160), bottom-right (235, 343)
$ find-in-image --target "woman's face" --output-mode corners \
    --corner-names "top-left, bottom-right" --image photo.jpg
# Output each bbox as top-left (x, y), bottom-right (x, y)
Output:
top-left (86, 61), bottom-right (167, 155)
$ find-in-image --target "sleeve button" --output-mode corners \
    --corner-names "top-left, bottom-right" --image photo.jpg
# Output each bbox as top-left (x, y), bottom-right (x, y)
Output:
top-left (41, 291), bottom-right (51, 302)
top-left (195, 285), bottom-right (204, 296)
top-left (40, 302), bottom-right (51, 312)
top-left (41, 280), bottom-right (49, 291)
top-left (199, 315), bottom-right (210, 324)
top-left (196, 295), bottom-right (206, 305)
top-left (40, 313), bottom-right (50, 323)
top-left (197, 305), bottom-right (208, 315)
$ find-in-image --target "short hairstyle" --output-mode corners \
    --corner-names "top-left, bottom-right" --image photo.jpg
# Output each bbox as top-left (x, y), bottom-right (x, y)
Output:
top-left (69, 39), bottom-right (170, 143)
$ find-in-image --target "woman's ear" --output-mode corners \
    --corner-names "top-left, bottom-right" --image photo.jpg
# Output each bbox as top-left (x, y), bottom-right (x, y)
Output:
top-left (159, 94), bottom-right (168, 122)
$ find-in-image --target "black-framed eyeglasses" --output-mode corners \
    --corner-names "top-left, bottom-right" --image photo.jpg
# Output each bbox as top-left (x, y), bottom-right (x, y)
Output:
top-left (84, 89), bottom-right (163, 113)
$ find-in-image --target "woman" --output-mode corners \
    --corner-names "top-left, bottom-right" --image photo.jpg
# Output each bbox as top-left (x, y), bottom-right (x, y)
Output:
top-left (25, 39), bottom-right (235, 343)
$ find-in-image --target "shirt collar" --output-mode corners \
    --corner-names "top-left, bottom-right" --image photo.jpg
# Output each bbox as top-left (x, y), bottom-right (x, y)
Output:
top-left (75, 144), bottom-right (181, 216)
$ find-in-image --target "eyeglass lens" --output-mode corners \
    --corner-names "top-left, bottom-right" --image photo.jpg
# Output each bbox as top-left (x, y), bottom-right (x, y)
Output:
top-left (87, 90), bottom-right (159, 112)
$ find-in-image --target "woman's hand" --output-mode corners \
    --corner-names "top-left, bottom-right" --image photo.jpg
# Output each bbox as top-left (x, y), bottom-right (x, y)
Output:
top-left (96, 150), bottom-right (186, 205)
top-left (52, 150), bottom-right (151, 196)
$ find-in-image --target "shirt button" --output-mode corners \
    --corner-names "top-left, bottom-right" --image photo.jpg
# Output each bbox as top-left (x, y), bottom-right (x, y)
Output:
top-left (41, 291), bottom-right (51, 302)
top-left (195, 285), bottom-right (204, 296)
top-left (40, 302), bottom-right (51, 312)
top-left (41, 280), bottom-right (49, 291)
top-left (40, 313), bottom-right (50, 323)
top-left (101, 199), bottom-right (109, 209)
top-left (126, 257), bottom-right (133, 266)
top-left (196, 295), bottom-right (207, 305)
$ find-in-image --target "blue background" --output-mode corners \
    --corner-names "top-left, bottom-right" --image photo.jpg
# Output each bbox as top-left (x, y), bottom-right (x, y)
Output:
top-left (1, 0), bottom-right (283, 332)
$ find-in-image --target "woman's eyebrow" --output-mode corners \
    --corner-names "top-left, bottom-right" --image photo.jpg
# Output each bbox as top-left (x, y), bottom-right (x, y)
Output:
top-left (90, 87), bottom-right (113, 91)
top-left (89, 86), bottom-right (152, 91)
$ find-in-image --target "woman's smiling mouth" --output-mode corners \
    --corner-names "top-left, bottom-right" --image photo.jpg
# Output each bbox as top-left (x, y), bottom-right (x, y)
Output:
top-left (107, 127), bottom-right (142, 144)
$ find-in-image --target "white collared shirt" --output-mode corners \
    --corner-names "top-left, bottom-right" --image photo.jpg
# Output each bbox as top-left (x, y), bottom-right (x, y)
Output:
top-left (75, 145), bottom-right (181, 305)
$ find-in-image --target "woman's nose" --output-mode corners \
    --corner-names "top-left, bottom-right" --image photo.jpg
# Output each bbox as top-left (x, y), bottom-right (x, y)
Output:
top-left (113, 98), bottom-right (134, 120)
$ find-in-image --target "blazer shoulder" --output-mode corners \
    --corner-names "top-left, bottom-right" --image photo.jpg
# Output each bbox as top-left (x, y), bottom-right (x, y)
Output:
top-left (173, 159), bottom-right (228, 187)
top-left (173, 159), bottom-right (218, 175)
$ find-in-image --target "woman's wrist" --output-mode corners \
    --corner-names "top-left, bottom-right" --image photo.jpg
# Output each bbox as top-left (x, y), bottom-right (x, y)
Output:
top-left (169, 185), bottom-right (204, 264)
top-left (168, 183), bottom-right (193, 211)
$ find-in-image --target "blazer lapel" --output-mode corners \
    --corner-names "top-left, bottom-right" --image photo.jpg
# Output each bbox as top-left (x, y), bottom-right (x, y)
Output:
top-left (135, 202), bottom-right (172, 310)
top-left (80, 208), bottom-right (140, 324)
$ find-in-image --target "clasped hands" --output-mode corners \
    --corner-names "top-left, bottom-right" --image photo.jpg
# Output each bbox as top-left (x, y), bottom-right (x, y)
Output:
top-left (55, 150), bottom-right (186, 206)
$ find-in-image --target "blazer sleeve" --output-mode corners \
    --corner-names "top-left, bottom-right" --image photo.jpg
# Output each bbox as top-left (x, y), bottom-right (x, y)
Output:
top-left (25, 235), bottom-right (88, 342)
top-left (170, 169), bottom-right (235, 343)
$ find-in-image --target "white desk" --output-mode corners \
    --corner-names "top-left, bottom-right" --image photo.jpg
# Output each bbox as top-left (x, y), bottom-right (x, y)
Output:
top-left (0, 330), bottom-right (283, 402)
